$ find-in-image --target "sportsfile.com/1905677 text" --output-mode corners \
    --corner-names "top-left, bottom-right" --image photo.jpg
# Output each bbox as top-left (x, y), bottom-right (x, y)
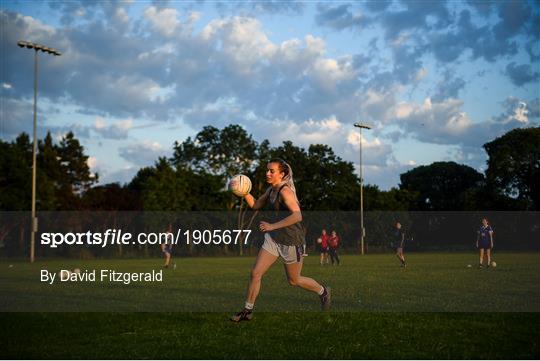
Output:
top-left (40, 229), bottom-right (252, 248)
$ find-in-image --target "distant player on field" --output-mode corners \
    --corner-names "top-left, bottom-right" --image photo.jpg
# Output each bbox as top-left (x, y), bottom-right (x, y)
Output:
top-left (394, 222), bottom-right (406, 268)
top-left (160, 224), bottom-right (173, 268)
top-left (476, 218), bottom-right (494, 268)
top-left (328, 230), bottom-right (340, 266)
top-left (230, 158), bottom-right (331, 322)
top-left (319, 229), bottom-right (330, 266)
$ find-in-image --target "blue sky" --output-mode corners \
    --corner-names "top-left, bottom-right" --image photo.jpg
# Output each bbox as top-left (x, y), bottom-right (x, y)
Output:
top-left (1, 0), bottom-right (539, 189)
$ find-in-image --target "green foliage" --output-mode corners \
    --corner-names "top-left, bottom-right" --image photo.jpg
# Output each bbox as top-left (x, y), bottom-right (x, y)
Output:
top-left (56, 131), bottom-right (98, 198)
top-left (135, 158), bottom-right (228, 211)
top-left (400, 161), bottom-right (485, 210)
top-left (172, 124), bottom-right (257, 177)
top-left (3, 126), bottom-right (539, 212)
top-left (1, 132), bottom-right (97, 211)
top-left (0, 134), bottom-right (32, 210)
top-left (484, 127), bottom-right (540, 210)
top-left (36, 133), bottom-right (62, 210)
top-left (141, 157), bottom-right (189, 211)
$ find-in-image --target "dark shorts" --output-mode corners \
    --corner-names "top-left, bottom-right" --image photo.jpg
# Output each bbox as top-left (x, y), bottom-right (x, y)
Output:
top-left (478, 241), bottom-right (490, 250)
top-left (162, 246), bottom-right (172, 254)
top-left (318, 245), bottom-right (328, 253)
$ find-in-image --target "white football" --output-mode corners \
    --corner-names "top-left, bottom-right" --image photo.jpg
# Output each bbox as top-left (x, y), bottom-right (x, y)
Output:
top-left (491, 261), bottom-right (497, 267)
top-left (229, 174), bottom-right (252, 197)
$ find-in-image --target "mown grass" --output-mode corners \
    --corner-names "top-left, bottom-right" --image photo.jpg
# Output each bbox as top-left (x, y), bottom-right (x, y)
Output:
top-left (1, 253), bottom-right (539, 358)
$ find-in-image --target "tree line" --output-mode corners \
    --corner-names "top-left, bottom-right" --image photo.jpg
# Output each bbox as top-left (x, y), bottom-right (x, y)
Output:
top-left (2, 126), bottom-right (538, 212)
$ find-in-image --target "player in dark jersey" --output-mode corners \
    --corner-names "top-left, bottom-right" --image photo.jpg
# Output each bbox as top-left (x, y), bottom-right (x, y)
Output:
top-left (476, 218), bottom-right (494, 268)
top-left (230, 158), bottom-right (331, 322)
top-left (394, 222), bottom-right (406, 267)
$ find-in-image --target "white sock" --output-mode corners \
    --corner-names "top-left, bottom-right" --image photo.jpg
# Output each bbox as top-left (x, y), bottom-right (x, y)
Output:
top-left (317, 286), bottom-right (325, 296)
top-left (244, 302), bottom-right (254, 310)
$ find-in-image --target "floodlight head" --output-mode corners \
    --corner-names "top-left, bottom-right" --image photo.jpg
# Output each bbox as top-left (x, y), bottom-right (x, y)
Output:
top-left (354, 123), bottom-right (372, 130)
top-left (17, 40), bottom-right (62, 56)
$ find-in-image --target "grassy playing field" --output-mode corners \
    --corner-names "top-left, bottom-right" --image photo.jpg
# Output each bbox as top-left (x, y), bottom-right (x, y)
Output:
top-left (1, 252), bottom-right (539, 358)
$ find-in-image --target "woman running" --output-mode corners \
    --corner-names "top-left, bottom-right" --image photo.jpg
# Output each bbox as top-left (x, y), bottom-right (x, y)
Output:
top-left (230, 158), bottom-right (331, 322)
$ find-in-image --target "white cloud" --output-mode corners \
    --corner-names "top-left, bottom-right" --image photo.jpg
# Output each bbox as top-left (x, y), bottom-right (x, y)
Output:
top-left (202, 16), bottom-right (277, 74)
top-left (144, 6), bottom-right (180, 37)
top-left (248, 115), bottom-right (393, 169)
top-left (115, 8), bottom-right (129, 23)
top-left (147, 84), bottom-right (176, 103)
top-left (394, 102), bottom-right (414, 119)
top-left (310, 56), bottom-right (356, 90)
top-left (87, 156), bottom-right (98, 169)
top-left (93, 117), bottom-right (133, 139)
top-left (21, 14), bottom-right (56, 40)
top-left (98, 166), bottom-right (139, 185)
top-left (510, 101), bottom-right (528, 123)
top-left (188, 11), bottom-right (201, 24)
top-left (118, 140), bottom-right (167, 167)
top-left (390, 97), bottom-right (473, 139)
top-left (346, 130), bottom-right (381, 149)
top-left (357, 87), bottom-right (401, 123)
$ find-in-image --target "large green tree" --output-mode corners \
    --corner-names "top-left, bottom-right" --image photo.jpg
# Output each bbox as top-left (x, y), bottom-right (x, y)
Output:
top-left (1, 132), bottom-right (98, 211)
top-left (171, 124), bottom-right (258, 177)
top-left (484, 127), bottom-right (540, 210)
top-left (141, 157), bottom-right (189, 211)
top-left (399, 161), bottom-right (484, 210)
top-left (57, 131), bottom-right (98, 196)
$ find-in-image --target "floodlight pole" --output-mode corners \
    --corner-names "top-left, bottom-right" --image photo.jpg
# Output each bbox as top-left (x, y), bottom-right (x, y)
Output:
top-left (17, 40), bottom-right (61, 263)
top-left (354, 123), bottom-right (371, 255)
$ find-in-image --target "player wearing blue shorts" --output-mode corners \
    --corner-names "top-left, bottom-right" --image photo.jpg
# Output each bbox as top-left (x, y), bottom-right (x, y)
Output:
top-left (476, 218), bottom-right (494, 268)
top-left (229, 159), bottom-right (331, 322)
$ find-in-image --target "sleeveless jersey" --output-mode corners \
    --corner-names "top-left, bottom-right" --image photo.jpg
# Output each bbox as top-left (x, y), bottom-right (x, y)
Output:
top-left (264, 184), bottom-right (306, 246)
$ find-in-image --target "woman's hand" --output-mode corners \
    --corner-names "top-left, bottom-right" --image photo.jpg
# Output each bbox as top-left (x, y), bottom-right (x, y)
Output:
top-left (259, 221), bottom-right (274, 232)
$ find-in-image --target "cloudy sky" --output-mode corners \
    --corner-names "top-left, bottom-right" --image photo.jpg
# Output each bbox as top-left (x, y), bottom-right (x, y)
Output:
top-left (1, 0), bottom-right (539, 189)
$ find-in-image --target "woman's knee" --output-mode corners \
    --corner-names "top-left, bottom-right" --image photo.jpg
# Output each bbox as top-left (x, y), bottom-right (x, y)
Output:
top-left (287, 277), bottom-right (299, 287)
top-left (250, 269), bottom-right (264, 281)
